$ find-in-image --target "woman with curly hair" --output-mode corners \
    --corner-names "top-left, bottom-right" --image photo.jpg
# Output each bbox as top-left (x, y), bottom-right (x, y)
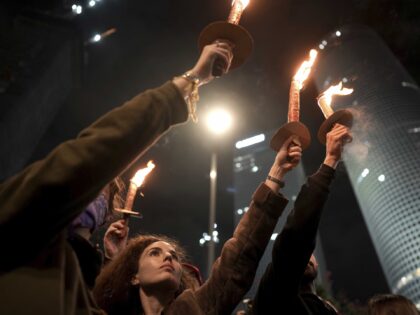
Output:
top-left (95, 234), bottom-right (197, 315)
top-left (94, 136), bottom-right (302, 315)
top-left (0, 41), bottom-right (234, 315)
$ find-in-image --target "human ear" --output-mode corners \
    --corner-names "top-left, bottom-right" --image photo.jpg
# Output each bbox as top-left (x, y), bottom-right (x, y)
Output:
top-left (131, 275), bottom-right (140, 286)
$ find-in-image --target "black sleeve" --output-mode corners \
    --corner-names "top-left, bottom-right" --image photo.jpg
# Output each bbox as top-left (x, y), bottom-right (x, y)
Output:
top-left (253, 164), bottom-right (335, 314)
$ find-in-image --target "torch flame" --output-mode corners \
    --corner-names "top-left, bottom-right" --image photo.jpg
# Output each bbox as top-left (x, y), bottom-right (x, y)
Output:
top-left (232, 0), bottom-right (250, 9)
top-left (293, 49), bottom-right (318, 90)
top-left (131, 161), bottom-right (156, 187)
top-left (319, 82), bottom-right (354, 107)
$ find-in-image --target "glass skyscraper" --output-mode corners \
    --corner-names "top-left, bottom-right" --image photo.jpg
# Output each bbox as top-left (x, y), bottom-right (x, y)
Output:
top-left (313, 25), bottom-right (420, 305)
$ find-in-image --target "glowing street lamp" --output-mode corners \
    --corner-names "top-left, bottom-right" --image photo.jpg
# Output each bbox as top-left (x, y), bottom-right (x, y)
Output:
top-left (88, 28), bottom-right (117, 44)
top-left (205, 108), bottom-right (233, 275)
top-left (206, 108), bottom-right (233, 135)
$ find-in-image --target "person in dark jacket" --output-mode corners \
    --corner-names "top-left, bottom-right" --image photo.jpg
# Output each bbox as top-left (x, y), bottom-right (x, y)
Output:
top-left (0, 41), bottom-right (233, 315)
top-left (93, 136), bottom-right (302, 315)
top-left (253, 124), bottom-right (352, 315)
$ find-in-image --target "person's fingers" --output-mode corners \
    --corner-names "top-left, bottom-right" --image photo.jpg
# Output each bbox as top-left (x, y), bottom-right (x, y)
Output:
top-left (214, 42), bottom-right (233, 52)
top-left (214, 39), bottom-right (235, 49)
top-left (335, 129), bottom-right (351, 141)
top-left (112, 221), bottom-right (125, 229)
top-left (329, 126), bottom-right (349, 137)
top-left (288, 146), bottom-right (302, 154)
top-left (214, 48), bottom-right (232, 66)
top-left (328, 127), bottom-right (349, 142)
top-left (331, 123), bottom-right (347, 131)
top-left (106, 227), bottom-right (118, 234)
top-left (283, 136), bottom-right (301, 150)
top-left (288, 151), bottom-right (302, 159)
top-left (120, 226), bottom-right (129, 237)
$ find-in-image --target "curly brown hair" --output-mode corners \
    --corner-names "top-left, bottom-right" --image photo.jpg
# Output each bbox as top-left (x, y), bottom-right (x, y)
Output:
top-left (368, 294), bottom-right (419, 315)
top-left (94, 234), bottom-right (196, 315)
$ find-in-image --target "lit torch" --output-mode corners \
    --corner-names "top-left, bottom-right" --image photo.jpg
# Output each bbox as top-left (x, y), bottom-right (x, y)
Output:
top-left (198, 0), bottom-right (253, 76)
top-left (116, 161), bottom-right (156, 221)
top-left (288, 49), bottom-right (318, 123)
top-left (228, 0), bottom-right (250, 25)
top-left (317, 82), bottom-right (354, 144)
top-left (270, 49), bottom-right (318, 152)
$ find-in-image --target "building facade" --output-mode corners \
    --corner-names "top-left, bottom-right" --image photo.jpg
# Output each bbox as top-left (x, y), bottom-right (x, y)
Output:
top-left (313, 25), bottom-right (420, 305)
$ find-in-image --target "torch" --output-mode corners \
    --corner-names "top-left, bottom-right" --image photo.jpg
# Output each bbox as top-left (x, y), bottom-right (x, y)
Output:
top-left (115, 161), bottom-right (156, 222)
top-left (317, 82), bottom-right (354, 144)
top-left (198, 0), bottom-right (254, 76)
top-left (270, 49), bottom-right (318, 151)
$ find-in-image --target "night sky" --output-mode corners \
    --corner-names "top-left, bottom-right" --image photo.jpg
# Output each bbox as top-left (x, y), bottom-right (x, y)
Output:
top-left (6, 0), bottom-right (420, 307)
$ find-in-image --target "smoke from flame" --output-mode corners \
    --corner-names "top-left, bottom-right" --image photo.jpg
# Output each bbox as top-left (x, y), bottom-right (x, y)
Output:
top-left (131, 161), bottom-right (156, 187)
top-left (294, 49), bottom-right (318, 90)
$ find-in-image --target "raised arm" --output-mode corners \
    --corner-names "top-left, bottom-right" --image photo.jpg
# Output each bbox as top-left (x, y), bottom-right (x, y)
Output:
top-left (194, 136), bottom-right (302, 314)
top-left (0, 42), bottom-right (233, 269)
top-left (253, 124), bottom-right (351, 313)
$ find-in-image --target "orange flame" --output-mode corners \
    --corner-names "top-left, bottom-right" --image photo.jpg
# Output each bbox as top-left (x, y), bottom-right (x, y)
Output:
top-left (319, 82), bottom-right (353, 107)
top-left (131, 161), bottom-right (156, 187)
top-left (317, 82), bottom-right (354, 118)
top-left (228, 0), bottom-right (250, 24)
top-left (232, 0), bottom-right (250, 9)
top-left (293, 49), bottom-right (318, 90)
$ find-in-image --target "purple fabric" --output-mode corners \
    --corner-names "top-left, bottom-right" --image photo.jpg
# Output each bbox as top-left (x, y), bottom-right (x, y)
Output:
top-left (70, 193), bottom-right (109, 233)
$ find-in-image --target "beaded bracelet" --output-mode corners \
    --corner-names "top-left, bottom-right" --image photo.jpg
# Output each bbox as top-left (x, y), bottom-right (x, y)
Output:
top-left (180, 71), bottom-right (200, 123)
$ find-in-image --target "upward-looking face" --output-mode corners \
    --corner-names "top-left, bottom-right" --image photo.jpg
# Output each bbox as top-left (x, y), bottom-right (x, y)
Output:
top-left (303, 254), bottom-right (319, 282)
top-left (132, 241), bottom-right (183, 292)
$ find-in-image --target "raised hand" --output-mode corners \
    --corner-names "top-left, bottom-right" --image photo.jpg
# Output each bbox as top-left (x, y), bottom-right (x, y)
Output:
top-left (265, 136), bottom-right (303, 192)
top-left (324, 124), bottom-right (352, 169)
top-left (103, 219), bottom-right (129, 260)
top-left (189, 41), bottom-right (234, 85)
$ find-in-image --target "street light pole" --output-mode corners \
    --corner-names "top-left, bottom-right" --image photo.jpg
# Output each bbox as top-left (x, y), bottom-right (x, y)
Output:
top-left (205, 107), bottom-right (232, 277)
top-left (207, 151), bottom-right (217, 276)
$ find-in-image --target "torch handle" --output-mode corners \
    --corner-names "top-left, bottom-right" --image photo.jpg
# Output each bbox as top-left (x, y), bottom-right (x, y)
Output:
top-left (286, 137), bottom-right (301, 163)
top-left (212, 56), bottom-right (228, 77)
top-left (288, 80), bottom-right (300, 123)
top-left (123, 213), bottom-right (130, 225)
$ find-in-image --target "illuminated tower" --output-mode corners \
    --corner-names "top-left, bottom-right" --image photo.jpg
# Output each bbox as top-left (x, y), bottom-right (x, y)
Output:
top-left (314, 25), bottom-right (420, 305)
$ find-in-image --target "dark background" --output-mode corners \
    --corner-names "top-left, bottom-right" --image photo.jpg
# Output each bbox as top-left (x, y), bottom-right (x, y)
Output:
top-left (1, 0), bottom-right (419, 306)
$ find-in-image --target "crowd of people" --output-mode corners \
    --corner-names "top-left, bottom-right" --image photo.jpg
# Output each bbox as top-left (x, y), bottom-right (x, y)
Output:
top-left (0, 39), bottom-right (418, 315)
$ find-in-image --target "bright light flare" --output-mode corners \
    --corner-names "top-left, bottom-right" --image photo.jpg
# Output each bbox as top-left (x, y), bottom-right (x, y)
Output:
top-left (72, 5), bottom-right (83, 14)
top-left (294, 49), bottom-right (318, 89)
top-left (206, 108), bottom-right (233, 135)
top-left (131, 161), bottom-right (156, 187)
top-left (235, 133), bottom-right (265, 149)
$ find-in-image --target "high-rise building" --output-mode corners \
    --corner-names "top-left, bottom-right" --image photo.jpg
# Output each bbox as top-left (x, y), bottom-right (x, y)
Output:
top-left (313, 25), bottom-right (420, 305)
